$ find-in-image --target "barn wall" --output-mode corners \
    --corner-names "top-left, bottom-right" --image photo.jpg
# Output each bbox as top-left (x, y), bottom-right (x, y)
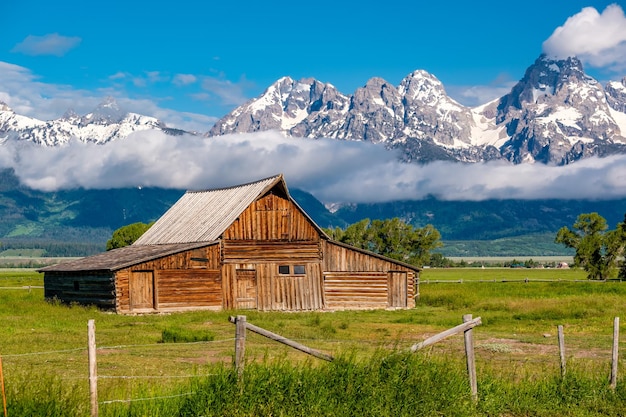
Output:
top-left (222, 240), bottom-right (323, 311)
top-left (44, 271), bottom-right (116, 309)
top-left (324, 272), bottom-right (388, 310)
top-left (223, 193), bottom-right (320, 241)
top-left (321, 241), bottom-right (417, 310)
top-left (115, 244), bottom-right (222, 314)
top-left (223, 262), bottom-right (324, 312)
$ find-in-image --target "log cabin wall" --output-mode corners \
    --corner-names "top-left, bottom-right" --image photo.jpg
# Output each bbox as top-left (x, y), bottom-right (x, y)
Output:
top-left (115, 244), bottom-right (221, 313)
top-left (321, 241), bottom-right (417, 310)
top-left (44, 271), bottom-right (116, 309)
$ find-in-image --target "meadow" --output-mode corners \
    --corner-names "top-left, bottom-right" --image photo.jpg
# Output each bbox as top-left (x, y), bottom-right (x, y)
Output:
top-left (1, 267), bottom-right (625, 416)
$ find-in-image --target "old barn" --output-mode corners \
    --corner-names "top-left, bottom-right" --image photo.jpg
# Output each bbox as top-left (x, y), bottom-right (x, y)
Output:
top-left (40, 175), bottom-right (419, 313)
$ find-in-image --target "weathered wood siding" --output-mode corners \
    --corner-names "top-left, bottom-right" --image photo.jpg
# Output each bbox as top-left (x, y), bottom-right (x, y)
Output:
top-left (44, 271), bottom-right (116, 309)
top-left (321, 241), bottom-right (417, 310)
top-left (222, 240), bottom-right (322, 263)
top-left (324, 272), bottom-right (388, 310)
top-left (222, 240), bottom-right (323, 311)
top-left (115, 244), bottom-right (222, 313)
top-left (222, 262), bottom-right (324, 311)
top-left (223, 193), bottom-right (319, 241)
top-left (155, 269), bottom-right (222, 311)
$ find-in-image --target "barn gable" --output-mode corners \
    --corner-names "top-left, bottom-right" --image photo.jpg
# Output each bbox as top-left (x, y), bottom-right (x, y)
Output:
top-left (40, 174), bottom-right (420, 313)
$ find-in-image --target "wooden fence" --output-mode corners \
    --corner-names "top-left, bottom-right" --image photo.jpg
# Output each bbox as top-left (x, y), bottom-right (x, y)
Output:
top-left (0, 314), bottom-right (621, 417)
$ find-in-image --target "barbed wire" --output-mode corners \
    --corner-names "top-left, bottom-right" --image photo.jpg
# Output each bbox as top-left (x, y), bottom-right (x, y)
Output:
top-left (99, 391), bottom-right (195, 405)
top-left (100, 373), bottom-right (220, 379)
top-left (2, 347), bottom-right (85, 358)
top-left (98, 337), bottom-right (235, 350)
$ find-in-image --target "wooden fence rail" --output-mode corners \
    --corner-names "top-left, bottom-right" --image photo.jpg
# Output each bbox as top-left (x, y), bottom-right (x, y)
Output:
top-left (421, 279), bottom-right (606, 284)
top-left (229, 315), bottom-right (333, 378)
top-left (411, 315), bottom-right (482, 401)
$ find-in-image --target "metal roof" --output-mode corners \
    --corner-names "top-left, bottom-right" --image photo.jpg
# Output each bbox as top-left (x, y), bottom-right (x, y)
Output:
top-left (134, 174), bottom-right (288, 245)
top-left (38, 242), bottom-right (217, 272)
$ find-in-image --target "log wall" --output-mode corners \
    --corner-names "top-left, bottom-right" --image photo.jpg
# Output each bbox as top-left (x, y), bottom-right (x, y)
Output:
top-left (44, 271), bottom-right (116, 309)
top-left (321, 240), bottom-right (417, 309)
top-left (324, 272), bottom-right (388, 310)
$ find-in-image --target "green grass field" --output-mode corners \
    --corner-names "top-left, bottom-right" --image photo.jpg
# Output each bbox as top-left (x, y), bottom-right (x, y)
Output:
top-left (1, 268), bottom-right (625, 416)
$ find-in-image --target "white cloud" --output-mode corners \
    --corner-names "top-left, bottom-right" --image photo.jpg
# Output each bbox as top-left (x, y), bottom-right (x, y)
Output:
top-left (11, 33), bottom-right (81, 57)
top-left (542, 4), bottom-right (626, 72)
top-left (2, 131), bottom-right (626, 203)
top-left (0, 61), bottom-right (213, 132)
top-left (200, 76), bottom-right (253, 106)
top-left (173, 74), bottom-right (197, 86)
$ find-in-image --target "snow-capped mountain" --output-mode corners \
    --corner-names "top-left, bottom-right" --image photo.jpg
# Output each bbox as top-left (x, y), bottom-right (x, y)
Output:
top-left (0, 97), bottom-right (190, 146)
top-left (208, 54), bottom-right (626, 165)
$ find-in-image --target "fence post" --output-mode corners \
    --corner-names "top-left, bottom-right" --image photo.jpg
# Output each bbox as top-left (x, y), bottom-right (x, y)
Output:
top-left (463, 314), bottom-right (478, 402)
top-left (610, 317), bottom-right (619, 390)
top-left (558, 325), bottom-right (566, 378)
top-left (234, 315), bottom-right (247, 380)
top-left (88, 319), bottom-right (98, 417)
top-left (0, 354), bottom-right (7, 417)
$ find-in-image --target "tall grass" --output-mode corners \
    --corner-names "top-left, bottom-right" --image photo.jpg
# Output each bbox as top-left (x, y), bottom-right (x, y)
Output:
top-left (3, 269), bottom-right (626, 416)
top-left (90, 353), bottom-right (626, 417)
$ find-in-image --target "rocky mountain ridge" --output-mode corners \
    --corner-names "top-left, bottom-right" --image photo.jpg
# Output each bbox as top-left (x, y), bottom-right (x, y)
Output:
top-left (0, 97), bottom-right (191, 146)
top-left (1, 55), bottom-right (625, 165)
top-left (209, 54), bottom-right (626, 165)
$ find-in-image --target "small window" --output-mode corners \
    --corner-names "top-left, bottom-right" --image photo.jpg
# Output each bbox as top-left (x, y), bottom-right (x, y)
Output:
top-left (73, 281), bottom-right (80, 291)
top-left (293, 265), bottom-right (305, 275)
top-left (278, 265), bottom-right (290, 274)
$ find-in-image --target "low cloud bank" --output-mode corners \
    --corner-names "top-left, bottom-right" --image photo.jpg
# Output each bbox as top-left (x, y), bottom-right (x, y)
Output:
top-left (1, 131), bottom-right (626, 204)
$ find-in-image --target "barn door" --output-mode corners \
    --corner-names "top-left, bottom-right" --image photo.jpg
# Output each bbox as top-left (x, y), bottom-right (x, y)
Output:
top-left (388, 271), bottom-right (408, 308)
top-left (235, 269), bottom-right (257, 309)
top-left (130, 271), bottom-right (155, 311)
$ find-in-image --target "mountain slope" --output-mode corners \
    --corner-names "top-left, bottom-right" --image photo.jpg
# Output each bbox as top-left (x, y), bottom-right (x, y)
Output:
top-left (2, 168), bottom-right (626, 257)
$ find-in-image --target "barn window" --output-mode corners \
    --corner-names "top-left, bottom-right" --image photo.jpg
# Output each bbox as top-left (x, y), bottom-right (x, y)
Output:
top-left (278, 265), bottom-right (306, 275)
top-left (73, 281), bottom-right (80, 291)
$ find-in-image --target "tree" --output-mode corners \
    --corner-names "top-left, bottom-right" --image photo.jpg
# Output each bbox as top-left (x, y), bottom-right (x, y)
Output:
top-left (323, 218), bottom-right (443, 267)
top-left (555, 213), bottom-right (623, 280)
top-left (106, 222), bottom-right (153, 250)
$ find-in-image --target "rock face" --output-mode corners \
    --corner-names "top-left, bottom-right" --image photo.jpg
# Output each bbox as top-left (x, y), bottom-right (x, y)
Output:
top-left (208, 54), bottom-right (626, 165)
top-left (0, 97), bottom-right (192, 146)
top-left (495, 55), bottom-right (626, 164)
top-left (606, 77), bottom-right (626, 113)
top-left (3, 55), bottom-right (626, 165)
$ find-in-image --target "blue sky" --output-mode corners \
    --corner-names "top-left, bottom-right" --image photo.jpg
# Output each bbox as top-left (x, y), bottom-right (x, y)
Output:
top-left (1, 1), bottom-right (624, 133)
top-left (2, 2), bottom-right (626, 203)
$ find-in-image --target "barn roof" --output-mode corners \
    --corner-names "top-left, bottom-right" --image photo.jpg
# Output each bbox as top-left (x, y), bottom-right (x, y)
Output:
top-left (134, 174), bottom-right (327, 245)
top-left (38, 241), bottom-right (217, 272)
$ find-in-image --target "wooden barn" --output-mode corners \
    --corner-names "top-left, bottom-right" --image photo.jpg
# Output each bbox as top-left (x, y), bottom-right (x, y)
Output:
top-left (40, 175), bottom-right (419, 314)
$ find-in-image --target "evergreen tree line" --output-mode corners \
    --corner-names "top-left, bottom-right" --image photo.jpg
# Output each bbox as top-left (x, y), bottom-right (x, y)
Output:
top-left (0, 239), bottom-right (104, 257)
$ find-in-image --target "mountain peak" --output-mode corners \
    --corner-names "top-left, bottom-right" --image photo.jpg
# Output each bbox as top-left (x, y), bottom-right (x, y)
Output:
top-left (84, 97), bottom-right (126, 124)
top-left (0, 101), bottom-right (13, 112)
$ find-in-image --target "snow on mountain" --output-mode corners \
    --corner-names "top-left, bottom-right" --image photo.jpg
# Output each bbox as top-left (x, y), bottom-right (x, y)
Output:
top-left (496, 55), bottom-right (626, 164)
top-left (0, 97), bottom-right (191, 146)
top-left (208, 54), bottom-right (626, 165)
top-left (3, 55), bottom-right (626, 167)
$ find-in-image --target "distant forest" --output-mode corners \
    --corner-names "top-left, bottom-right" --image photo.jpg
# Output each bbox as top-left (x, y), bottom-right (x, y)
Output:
top-left (0, 238), bottom-right (104, 257)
